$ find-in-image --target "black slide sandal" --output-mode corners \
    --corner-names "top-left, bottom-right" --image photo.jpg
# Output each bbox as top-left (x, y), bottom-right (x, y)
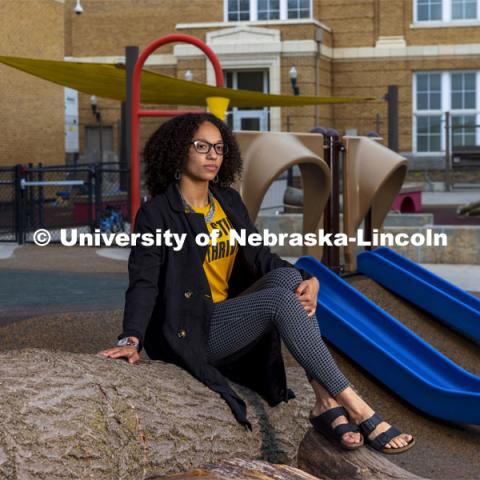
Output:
top-left (309, 406), bottom-right (364, 450)
top-left (358, 412), bottom-right (416, 454)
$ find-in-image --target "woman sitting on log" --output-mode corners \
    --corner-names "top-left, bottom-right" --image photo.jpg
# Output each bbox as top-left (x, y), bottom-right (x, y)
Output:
top-left (98, 113), bottom-right (415, 454)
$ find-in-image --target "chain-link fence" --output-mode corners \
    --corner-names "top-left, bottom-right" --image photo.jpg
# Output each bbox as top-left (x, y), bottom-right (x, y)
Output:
top-left (0, 162), bottom-right (130, 243)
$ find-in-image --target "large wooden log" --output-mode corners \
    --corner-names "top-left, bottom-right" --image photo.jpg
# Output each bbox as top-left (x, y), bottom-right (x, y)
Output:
top-left (0, 349), bottom-right (425, 479)
top-left (160, 457), bottom-right (323, 480)
top-left (298, 429), bottom-right (427, 480)
top-left (0, 349), bottom-right (311, 479)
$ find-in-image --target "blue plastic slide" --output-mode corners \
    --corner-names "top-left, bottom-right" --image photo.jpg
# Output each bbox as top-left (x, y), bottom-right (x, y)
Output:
top-left (357, 247), bottom-right (480, 343)
top-left (294, 255), bottom-right (480, 425)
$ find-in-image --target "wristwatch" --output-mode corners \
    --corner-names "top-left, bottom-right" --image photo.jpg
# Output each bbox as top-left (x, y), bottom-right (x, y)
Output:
top-left (116, 336), bottom-right (140, 352)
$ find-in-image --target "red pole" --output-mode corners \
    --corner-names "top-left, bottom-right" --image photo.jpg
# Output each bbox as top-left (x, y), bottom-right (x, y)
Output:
top-left (130, 34), bottom-right (224, 224)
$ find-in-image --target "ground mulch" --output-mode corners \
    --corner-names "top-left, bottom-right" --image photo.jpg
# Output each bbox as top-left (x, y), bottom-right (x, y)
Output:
top-left (2, 245), bottom-right (480, 479)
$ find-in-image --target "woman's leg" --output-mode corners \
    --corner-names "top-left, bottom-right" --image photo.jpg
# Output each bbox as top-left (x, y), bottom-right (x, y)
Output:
top-left (207, 266), bottom-right (360, 446)
top-left (208, 267), bottom-right (350, 396)
top-left (255, 268), bottom-right (413, 449)
top-left (208, 266), bottom-right (412, 450)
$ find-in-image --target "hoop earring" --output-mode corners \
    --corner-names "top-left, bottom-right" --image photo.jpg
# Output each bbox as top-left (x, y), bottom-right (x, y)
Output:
top-left (213, 174), bottom-right (219, 184)
top-left (174, 169), bottom-right (181, 181)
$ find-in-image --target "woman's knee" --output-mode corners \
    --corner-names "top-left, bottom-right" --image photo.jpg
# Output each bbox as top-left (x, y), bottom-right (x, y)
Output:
top-left (250, 287), bottom-right (308, 326)
top-left (269, 287), bottom-right (305, 315)
top-left (269, 288), bottom-right (321, 332)
top-left (266, 266), bottom-right (303, 290)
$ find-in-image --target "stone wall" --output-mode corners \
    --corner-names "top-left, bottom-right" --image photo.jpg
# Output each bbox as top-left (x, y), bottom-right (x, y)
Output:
top-left (256, 213), bottom-right (480, 264)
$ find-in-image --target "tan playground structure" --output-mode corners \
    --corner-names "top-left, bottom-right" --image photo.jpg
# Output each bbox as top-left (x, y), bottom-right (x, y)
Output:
top-left (234, 130), bottom-right (407, 272)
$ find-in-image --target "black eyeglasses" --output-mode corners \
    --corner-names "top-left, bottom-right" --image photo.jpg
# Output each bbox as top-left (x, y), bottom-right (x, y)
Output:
top-left (190, 140), bottom-right (228, 155)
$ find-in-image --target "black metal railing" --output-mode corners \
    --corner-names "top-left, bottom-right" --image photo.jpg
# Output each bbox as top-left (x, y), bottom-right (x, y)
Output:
top-left (0, 167), bottom-right (16, 241)
top-left (0, 162), bottom-right (130, 243)
top-left (445, 112), bottom-right (480, 189)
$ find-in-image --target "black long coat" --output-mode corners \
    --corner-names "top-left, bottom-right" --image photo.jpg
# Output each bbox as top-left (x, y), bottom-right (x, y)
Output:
top-left (119, 181), bottom-right (313, 430)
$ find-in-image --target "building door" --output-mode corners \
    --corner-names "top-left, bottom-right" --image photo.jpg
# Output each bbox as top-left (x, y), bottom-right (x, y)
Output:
top-left (225, 69), bottom-right (282, 212)
top-left (234, 110), bottom-right (269, 131)
top-left (224, 70), bottom-right (269, 131)
top-left (85, 126), bottom-right (113, 162)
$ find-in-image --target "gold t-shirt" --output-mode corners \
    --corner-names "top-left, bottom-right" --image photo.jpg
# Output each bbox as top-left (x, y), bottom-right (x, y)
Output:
top-left (193, 196), bottom-right (238, 303)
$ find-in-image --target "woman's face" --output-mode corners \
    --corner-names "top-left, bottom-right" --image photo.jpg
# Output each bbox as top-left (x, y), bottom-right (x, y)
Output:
top-left (182, 121), bottom-right (224, 183)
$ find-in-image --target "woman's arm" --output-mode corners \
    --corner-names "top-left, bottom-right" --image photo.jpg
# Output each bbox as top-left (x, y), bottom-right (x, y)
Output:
top-left (98, 202), bottom-right (164, 361)
top-left (119, 202), bottom-right (165, 350)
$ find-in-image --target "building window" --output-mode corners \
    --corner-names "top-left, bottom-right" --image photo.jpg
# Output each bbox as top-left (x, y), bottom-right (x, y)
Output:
top-left (413, 71), bottom-right (479, 153)
top-left (452, 115), bottom-right (477, 146)
top-left (414, 0), bottom-right (479, 22)
top-left (417, 0), bottom-right (442, 20)
top-left (451, 72), bottom-right (476, 110)
top-left (451, 72), bottom-right (477, 146)
top-left (258, 0), bottom-right (280, 19)
top-left (416, 72), bottom-right (442, 110)
top-left (415, 73), bottom-right (442, 152)
top-left (452, 0), bottom-right (477, 18)
top-left (225, 0), bottom-right (311, 21)
top-left (287, 0), bottom-right (310, 18)
top-left (228, 0), bottom-right (250, 21)
top-left (416, 116), bottom-right (442, 152)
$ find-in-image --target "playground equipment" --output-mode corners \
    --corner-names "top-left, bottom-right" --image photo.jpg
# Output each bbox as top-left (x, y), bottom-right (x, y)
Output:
top-left (342, 135), bottom-right (407, 271)
top-left (234, 130), bottom-right (409, 268)
top-left (129, 34), bottom-right (227, 219)
top-left (357, 247), bottom-right (480, 343)
top-left (232, 127), bottom-right (480, 426)
top-left (234, 131), bottom-right (331, 259)
top-left (391, 184), bottom-right (422, 214)
top-left (294, 254), bottom-right (480, 425)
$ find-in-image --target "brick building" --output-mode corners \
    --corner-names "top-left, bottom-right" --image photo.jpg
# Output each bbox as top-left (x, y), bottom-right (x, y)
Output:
top-left (1, 0), bottom-right (480, 172)
top-left (0, 0), bottom-right (65, 167)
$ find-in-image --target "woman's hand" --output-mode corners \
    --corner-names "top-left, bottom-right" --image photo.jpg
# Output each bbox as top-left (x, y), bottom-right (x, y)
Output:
top-left (295, 277), bottom-right (320, 318)
top-left (97, 346), bottom-right (140, 364)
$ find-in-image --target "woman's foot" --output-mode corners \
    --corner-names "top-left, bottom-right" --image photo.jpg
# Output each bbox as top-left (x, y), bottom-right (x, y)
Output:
top-left (310, 380), bottom-right (363, 448)
top-left (336, 388), bottom-right (414, 452)
top-left (310, 399), bottom-right (363, 448)
top-left (350, 409), bottom-right (415, 453)
top-left (336, 387), bottom-right (415, 453)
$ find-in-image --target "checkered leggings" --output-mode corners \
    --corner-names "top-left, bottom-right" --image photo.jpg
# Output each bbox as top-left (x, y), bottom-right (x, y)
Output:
top-left (206, 266), bottom-right (351, 397)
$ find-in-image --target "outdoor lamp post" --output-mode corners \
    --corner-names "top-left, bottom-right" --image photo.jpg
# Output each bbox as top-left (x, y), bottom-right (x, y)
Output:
top-left (289, 66), bottom-right (300, 96)
top-left (90, 95), bottom-right (97, 117)
top-left (74, 0), bottom-right (83, 14)
top-left (382, 85), bottom-right (399, 152)
top-left (184, 70), bottom-right (193, 81)
top-left (90, 95), bottom-right (103, 163)
top-left (287, 66), bottom-right (300, 186)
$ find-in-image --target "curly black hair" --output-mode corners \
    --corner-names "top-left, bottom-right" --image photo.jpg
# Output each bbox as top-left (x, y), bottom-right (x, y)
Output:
top-left (143, 113), bottom-right (243, 198)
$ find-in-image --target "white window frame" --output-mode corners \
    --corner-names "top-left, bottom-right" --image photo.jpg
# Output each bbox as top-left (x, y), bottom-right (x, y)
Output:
top-left (412, 70), bottom-right (480, 154)
top-left (224, 0), bottom-right (312, 21)
top-left (413, 0), bottom-right (480, 24)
